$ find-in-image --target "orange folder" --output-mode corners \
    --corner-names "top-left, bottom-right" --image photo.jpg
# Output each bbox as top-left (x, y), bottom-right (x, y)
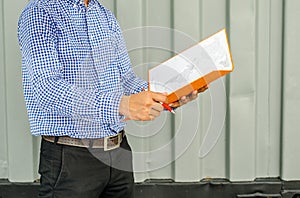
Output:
top-left (149, 28), bottom-right (234, 104)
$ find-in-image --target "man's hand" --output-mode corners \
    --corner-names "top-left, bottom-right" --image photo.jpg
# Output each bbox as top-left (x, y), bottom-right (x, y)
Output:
top-left (119, 91), bottom-right (167, 121)
top-left (169, 85), bottom-right (209, 108)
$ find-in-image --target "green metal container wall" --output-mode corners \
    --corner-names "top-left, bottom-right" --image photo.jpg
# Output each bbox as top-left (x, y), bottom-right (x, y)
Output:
top-left (0, 0), bottom-right (299, 183)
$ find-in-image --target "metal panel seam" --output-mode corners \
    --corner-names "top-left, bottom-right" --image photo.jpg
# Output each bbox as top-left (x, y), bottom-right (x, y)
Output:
top-left (170, 0), bottom-right (176, 180)
top-left (254, 0), bottom-right (259, 176)
top-left (267, 0), bottom-right (272, 176)
top-left (279, 0), bottom-right (286, 178)
top-left (113, 0), bottom-right (117, 17)
top-left (1, 0), bottom-right (9, 177)
top-left (199, 0), bottom-right (204, 38)
top-left (225, 0), bottom-right (231, 180)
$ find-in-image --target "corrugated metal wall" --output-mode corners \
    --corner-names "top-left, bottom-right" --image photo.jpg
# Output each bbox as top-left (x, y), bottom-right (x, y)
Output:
top-left (0, 0), bottom-right (299, 183)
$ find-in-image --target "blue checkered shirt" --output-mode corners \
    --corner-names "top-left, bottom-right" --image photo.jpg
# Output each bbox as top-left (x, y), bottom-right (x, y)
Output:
top-left (18, 0), bottom-right (147, 138)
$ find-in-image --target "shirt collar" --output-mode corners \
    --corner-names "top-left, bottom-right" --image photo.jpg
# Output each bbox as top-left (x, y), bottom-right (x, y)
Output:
top-left (67, 0), bottom-right (98, 8)
top-left (66, 0), bottom-right (88, 5)
top-left (66, 0), bottom-right (80, 4)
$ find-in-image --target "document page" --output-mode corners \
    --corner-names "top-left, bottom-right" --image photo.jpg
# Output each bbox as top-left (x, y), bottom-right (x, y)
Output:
top-left (149, 29), bottom-right (233, 101)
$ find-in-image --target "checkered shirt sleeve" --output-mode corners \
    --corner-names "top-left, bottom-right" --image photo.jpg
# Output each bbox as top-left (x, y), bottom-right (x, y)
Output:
top-left (18, 0), bottom-right (147, 138)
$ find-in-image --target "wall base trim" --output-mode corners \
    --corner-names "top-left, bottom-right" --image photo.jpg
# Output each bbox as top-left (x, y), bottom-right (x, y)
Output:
top-left (0, 178), bottom-right (300, 198)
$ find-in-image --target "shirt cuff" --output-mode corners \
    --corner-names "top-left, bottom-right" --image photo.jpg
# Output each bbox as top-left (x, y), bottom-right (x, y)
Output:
top-left (95, 92), bottom-right (123, 124)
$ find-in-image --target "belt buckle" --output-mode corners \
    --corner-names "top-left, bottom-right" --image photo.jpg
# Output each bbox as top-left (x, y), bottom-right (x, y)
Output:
top-left (104, 133), bottom-right (121, 151)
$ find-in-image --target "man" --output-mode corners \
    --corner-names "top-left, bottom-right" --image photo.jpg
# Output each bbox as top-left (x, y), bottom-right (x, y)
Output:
top-left (18, 0), bottom-right (206, 197)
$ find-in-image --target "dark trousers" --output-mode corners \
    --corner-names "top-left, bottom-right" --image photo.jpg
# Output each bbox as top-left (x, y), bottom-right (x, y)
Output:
top-left (38, 136), bottom-right (134, 198)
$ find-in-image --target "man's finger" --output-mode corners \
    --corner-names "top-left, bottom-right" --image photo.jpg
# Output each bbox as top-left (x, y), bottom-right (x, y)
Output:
top-left (149, 115), bottom-right (155, 120)
top-left (149, 108), bottom-right (161, 117)
top-left (151, 92), bottom-right (167, 103)
top-left (152, 103), bottom-right (164, 112)
top-left (190, 90), bottom-right (198, 100)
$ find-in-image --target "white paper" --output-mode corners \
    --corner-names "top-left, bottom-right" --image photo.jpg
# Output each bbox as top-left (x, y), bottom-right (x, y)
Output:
top-left (149, 29), bottom-right (232, 94)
